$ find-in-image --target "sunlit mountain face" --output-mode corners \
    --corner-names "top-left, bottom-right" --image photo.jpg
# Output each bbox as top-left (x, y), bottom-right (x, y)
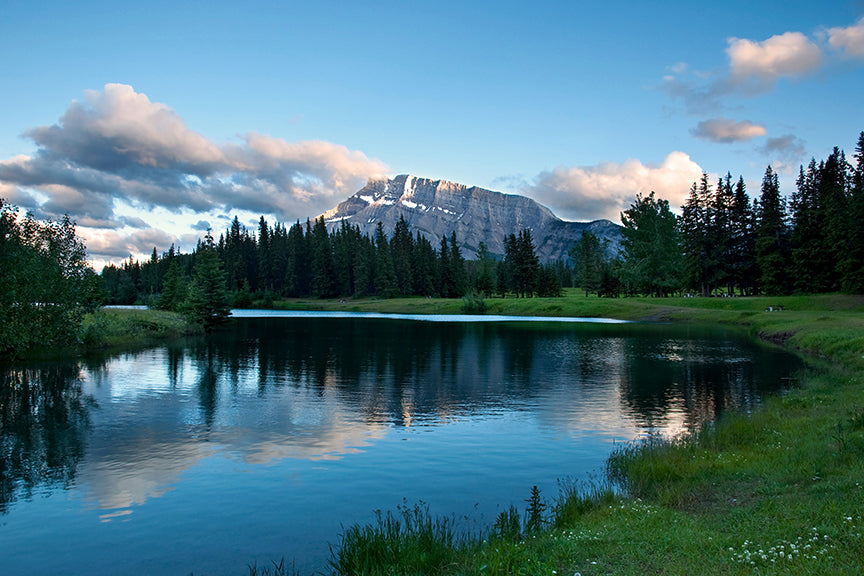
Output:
top-left (319, 175), bottom-right (623, 261)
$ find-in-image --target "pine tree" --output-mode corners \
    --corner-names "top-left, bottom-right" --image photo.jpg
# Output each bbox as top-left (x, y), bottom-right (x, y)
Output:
top-left (474, 241), bottom-right (496, 296)
top-left (448, 232), bottom-right (466, 297)
top-left (285, 221), bottom-right (310, 297)
top-left (504, 230), bottom-right (539, 297)
top-left (819, 148), bottom-right (851, 291)
top-left (156, 259), bottom-right (188, 312)
top-left (185, 231), bottom-right (231, 331)
top-left (755, 166), bottom-right (790, 294)
top-left (437, 235), bottom-right (455, 297)
top-left (310, 217), bottom-right (334, 298)
top-left (390, 216), bottom-right (414, 296)
top-left (411, 232), bottom-right (437, 297)
top-left (843, 132), bottom-right (864, 293)
top-left (712, 173), bottom-right (735, 293)
top-left (679, 175), bottom-right (712, 295)
top-left (257, 216), bottom-right (272, 293)
top-left (374, 222), bottom-right (398, 297)
top-left (571, 230), bottom-right (604, 296)
top-left (729, 176), bottom-right (756, 295)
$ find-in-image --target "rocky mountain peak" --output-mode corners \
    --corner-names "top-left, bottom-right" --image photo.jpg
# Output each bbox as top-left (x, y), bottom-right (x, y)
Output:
top-left (319, 174), bottom-right (621, 262)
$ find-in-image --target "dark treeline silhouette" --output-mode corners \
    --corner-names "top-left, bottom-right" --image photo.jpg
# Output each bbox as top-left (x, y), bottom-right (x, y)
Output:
top-left (101, 215), bottom-right (568, 307)
top-left (576, 131), bottom-right (864, 297)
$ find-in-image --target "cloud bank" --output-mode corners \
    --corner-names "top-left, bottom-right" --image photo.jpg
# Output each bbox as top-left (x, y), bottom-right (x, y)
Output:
top-left (526, 152), bottom-right (704, 221)
top-left (0, 84), bottom-right (388, 262)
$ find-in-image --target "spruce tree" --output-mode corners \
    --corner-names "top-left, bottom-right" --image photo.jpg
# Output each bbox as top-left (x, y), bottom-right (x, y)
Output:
top-left (571, 230), bottom-right (604, 296)
top-left (185, 231), bottom-right (231, 331)
top-left (448, 232), bottom-right (466, 297)
top-left (391, 216), bottom-right (414, 296)
top-left (679, 175), bottom-right (712, 296)
top-left (374, 222), bottom-right (398, 297)
top-left (755, 166), bottom-right (790, 294)
top-left (729, 176), bottom-right (756, 295)
top-left (475, 242), bottom-right (496, 296)
top-left (843, 132), bottom-right (864, 293)
top-left (310, 217), bottom-right (334, 298)
top-left (156, 259), bottom-right (188, 312)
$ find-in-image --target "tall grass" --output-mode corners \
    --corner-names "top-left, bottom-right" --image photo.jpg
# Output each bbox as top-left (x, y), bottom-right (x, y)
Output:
top-left (79, 308), bottom-right (200, 351)
top-left (329, 501), bottom-right (472, 575)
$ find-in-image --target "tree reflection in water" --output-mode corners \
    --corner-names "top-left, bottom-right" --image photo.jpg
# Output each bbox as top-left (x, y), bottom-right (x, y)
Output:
top-left (0, 363), bottom-right (95, 513)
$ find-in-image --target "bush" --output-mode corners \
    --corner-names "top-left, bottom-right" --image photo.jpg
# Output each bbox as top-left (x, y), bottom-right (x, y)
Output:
top-left (460, 292), bottom-right (487, 314)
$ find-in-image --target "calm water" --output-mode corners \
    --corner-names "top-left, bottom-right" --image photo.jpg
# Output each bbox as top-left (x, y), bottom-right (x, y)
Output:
top-left (0, 313), bottom-right (801, 575)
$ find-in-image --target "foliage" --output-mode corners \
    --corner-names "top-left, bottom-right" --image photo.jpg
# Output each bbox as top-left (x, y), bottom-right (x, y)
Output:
top-left (460, 291), bottom-right (487, 314)
top-left (756, 165), bottom-right (791, 294)
top-left (523, 485), bottom-right (547, 534)
top-left (620, 191), bottom-right (680, 296)
top-left (184, 231), bottom-right (231, 331)
top-left (0, 201), bottom-right (104, 357)
top-left (329, 501), bottom-right (468, 576)
top-left (503, 229), bottom-right (540, 297)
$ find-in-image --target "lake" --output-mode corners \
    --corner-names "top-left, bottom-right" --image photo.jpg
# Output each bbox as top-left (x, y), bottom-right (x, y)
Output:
top-left (0, 312), bottom-right (802, 575)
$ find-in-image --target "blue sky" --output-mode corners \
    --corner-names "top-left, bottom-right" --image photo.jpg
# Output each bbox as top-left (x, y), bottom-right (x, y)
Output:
top-left (1, 0), bottom-right (863, 265)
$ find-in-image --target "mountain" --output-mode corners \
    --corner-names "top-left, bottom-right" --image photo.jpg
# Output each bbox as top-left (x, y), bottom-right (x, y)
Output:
top-left (318, 175), bottom-right (622, 262)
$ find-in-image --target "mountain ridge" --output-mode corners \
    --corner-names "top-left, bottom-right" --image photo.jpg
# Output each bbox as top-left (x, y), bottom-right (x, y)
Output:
top-left (318, 174), bottom-right (622, 262)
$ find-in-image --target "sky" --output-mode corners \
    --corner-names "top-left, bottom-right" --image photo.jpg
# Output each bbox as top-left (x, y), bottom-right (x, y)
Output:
top-left (1, 0), bottom-right (863, 267)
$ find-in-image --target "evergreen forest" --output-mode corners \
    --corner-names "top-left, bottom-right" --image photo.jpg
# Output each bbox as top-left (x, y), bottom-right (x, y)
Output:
top-left (2, 131), bottom-right (863, 357)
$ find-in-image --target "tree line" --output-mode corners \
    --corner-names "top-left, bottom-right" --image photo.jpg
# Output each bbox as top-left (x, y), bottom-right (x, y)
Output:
top-left (571, 131), bottom-right (864, 298)
top-left (101, 215), bottom-right (568, 310)
top-left (3, 130), bottom-right (861, 356)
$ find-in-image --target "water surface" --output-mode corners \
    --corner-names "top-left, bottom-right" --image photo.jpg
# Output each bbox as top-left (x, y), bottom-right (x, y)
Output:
top-left (0, 313), bottom-right (801, 574)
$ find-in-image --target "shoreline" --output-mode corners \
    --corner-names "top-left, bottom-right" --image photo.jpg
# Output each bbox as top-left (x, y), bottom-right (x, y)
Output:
top-left (9, 292), bottom-right (863, 574)
top-left (282, 292), bottom-right (863, 575)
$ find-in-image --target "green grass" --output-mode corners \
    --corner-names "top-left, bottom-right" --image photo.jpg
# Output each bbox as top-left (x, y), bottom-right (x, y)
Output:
top-left (313, 292), bottom-right (864, 575)
top-left (78, 308), bottom-right (201, 353)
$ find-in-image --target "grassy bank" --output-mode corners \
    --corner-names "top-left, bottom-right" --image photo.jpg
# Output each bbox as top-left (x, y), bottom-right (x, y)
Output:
top-left (295, 292), bottom-right (864, 575)
top-left (77, 308), bottom-right (201, 354)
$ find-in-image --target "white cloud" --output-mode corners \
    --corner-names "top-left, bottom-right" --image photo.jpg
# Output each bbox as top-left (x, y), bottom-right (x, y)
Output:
top-left (526, 152), bottom-right (704, 221)
top-left (662, 20), bottom-right (864, 111)
top-left (690, 118), bottom-right (767, 143)
top-left (80, 227), bottom-right (179, 263)
top-left (0, 84), bottom-right (390, 264)
top-left (25, 83), bottom-right (226, 173)
top-left (827, 17), bottom-right (864, 58)
top-left (726, 32), bottom-right (822, 92)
